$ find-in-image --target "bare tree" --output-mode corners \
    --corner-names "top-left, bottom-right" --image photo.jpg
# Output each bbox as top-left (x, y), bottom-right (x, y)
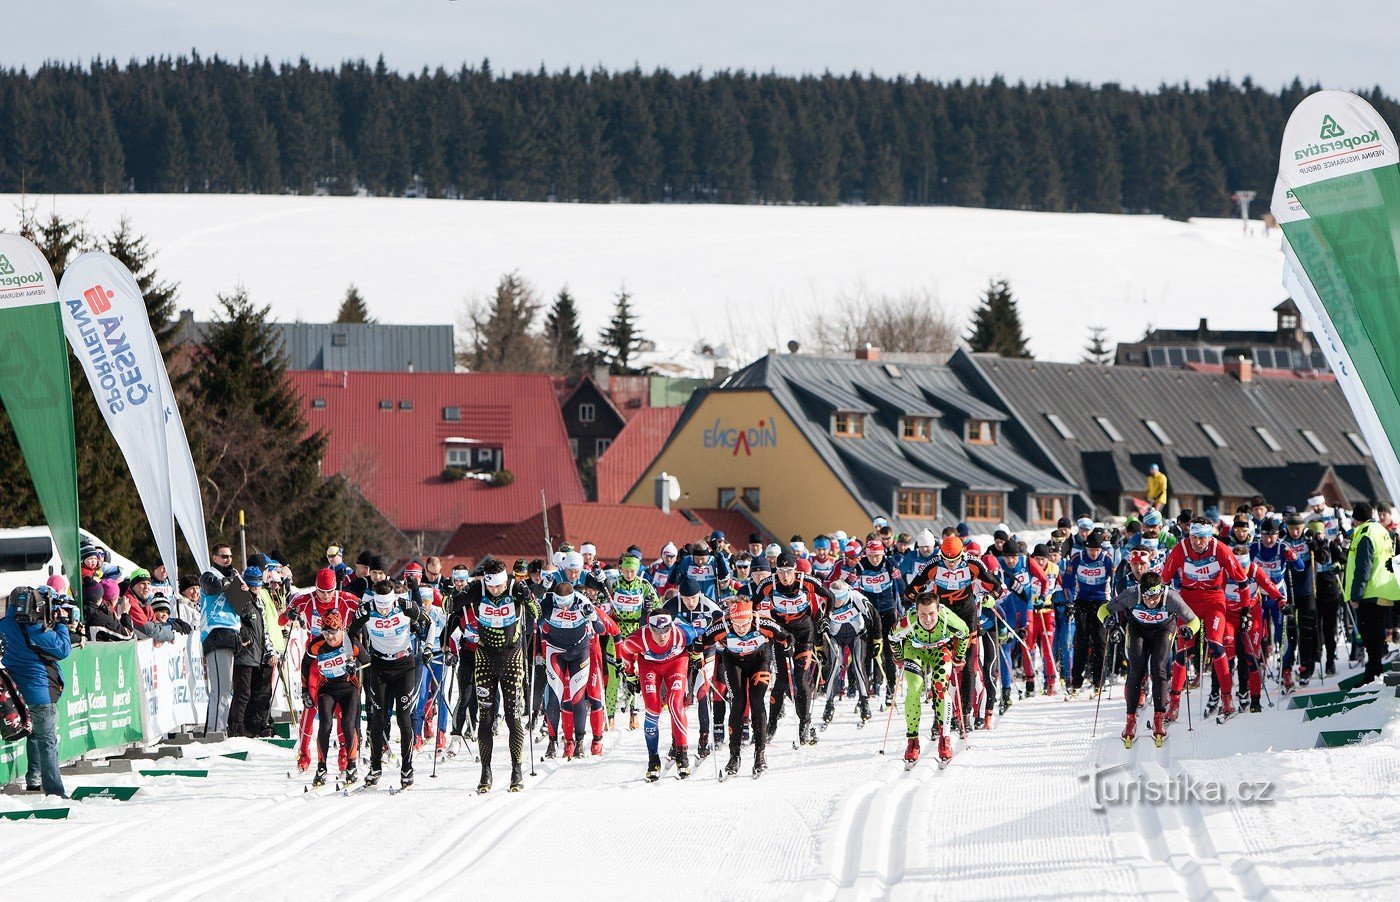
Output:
top-left (806, 285), bottom-right (960, 356)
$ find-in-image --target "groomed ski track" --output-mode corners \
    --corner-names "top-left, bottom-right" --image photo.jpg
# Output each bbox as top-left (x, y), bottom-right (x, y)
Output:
top-left (10, 684), bottom-right (1400, 901)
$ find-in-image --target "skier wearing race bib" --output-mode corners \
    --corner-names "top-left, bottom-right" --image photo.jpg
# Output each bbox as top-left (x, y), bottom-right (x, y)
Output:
top-left (669, 585), bottom-right (725, 759)
top-left (538, 582), bottom-right (602, 760)
top-left (349, 581), bottom-right (425, 789)
top-left (300, 610), bottom-right (369, 788)
top-left (281, 567), bottom-right (359, 772)
top-left (820, 580), bottom-right (877, 726)
top-left (618, 604), bottom-right (705, 781)
top-left (701, 597), bottom-right (792, 778)
top-left (755, 551), bottom-right (833, 746)
top-left (666, 541), bottom-right (730, 602)
top-left (602, 553), bottom-right (659, 729)
top-left (1063, 530), bottom-right (1114, 695)
top-left (890, 590), bottom-right (969, 767)
top-left (1099, 572), bottom-right (1199, 748)
top-left (847, 538), bottom-right (904, 706)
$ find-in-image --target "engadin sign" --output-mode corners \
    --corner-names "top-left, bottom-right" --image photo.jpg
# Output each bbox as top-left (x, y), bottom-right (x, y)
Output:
top-left (702, 417), bottom-right (778, 456)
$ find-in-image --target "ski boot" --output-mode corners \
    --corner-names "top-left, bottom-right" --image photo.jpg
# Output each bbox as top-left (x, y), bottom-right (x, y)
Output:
top-left (903, 736), bottom-right (920, 769)
top-left (545, 738), bottom-right (558, 759)
top-left (646, 754), bottom-right (663, 782)
top-left (476, 766), bottom-right (492, 794)
top-left (1152, 712), bottom-right (1167, 747)
top-left (562, 738), bottom-right (575, 760)
top-left (766, 712), bottom-right (781, 741)
top-left (698, 735), bottom-right (711, 760)
top-left (884, 687), bottom-right (895, 709)
top-left (714, 727), bottom-right (725, 749)
top-left (606, 716), bottom-right (615, 732)
top-left (1166, 693), bottom-right (1181, 723)
top-left (1325, 661), bottom-right (1336, 676)
top-left (590, 737), bottom-right (604, 757)
top-left (344, 762), bottom-right (359, 785)
top-left (1122, 713), bottom-right (1137, 749)
top-left (509, 763), bottom-right (524, 792)
top-left (629, 711), bottom-right (640, 731)
top-left (858, 697), bottom-right (871, 723)
top-left (1204, 689), bottom-right (1220, 717)
top-left (1025, 679), bottom-right (1036, 698)
top-left (400, 764), bottom-right (414, 790)
top-left (1250, 695), bottom-right (1262, 713)
top-left (311, 762), bottom-right (328, 788)
top-left (436, 730), bottom-right (448, 752)
top-left (753, 747), bottom-right (767, 778)
top-left (675, 747), bottom-right (691, 779)
top-left (1045, 678), bottom-right (1057, 698)
top-left (1218, 694), bottom-right (1237, 723)
top-left (800, 719), bottom-right (818, 746)
top-left (982, 707), bottom-right (995, 731)
top-left (1281, 668), bottom-right (1295, 694)
top-left (938, 734), bottom-right (953, 764)
top-left (413, 733), bottom-right (426, 752)
top-left (725, 750), bottom-right (741, 776)
top-left (1000, 687), bottom-right (1013, 714)
top-left (822, 700), bottom-right (836, 726)
top-left (364, 765), bottom-right (382, 787)
top-left (973, 715), bottom-right (986, 730)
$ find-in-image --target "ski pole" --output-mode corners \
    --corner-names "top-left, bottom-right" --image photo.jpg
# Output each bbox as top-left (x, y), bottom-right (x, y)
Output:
top-left (429, 659), bottom-right (448, 778)
top-left (526, 636), bottom-right (537, 776)
top-left (878, 668), bottom-right (899, 755)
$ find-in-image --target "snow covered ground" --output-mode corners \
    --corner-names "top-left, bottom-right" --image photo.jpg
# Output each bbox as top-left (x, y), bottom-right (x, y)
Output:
top-left (1, 195), bottom-right (1285, 368)
top-left (5, 671), bottom-right (1397, 901)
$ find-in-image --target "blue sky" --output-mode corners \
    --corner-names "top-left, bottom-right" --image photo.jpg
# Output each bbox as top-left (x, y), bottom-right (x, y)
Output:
top-left (15, 1), bottom-right (1398, 92)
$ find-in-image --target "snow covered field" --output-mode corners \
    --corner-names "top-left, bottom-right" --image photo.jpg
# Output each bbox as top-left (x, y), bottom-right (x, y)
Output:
top-left (1, 195), bottom-right (1284, 366)
top-left (5, 676), bottom-right (1397, 901)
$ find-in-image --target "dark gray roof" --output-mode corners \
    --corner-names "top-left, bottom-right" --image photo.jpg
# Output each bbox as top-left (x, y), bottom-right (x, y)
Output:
top-left (178, 312), bottom-right (455, 373)
top-left (960, 351), bottom-right (1383, 510)
top-left (722, 353), bottom-right (1077, 530)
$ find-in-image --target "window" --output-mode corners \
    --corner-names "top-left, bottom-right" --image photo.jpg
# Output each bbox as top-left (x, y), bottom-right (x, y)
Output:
top-left (1200, 422), bottom-right (1227, 448)
top-left (1167, 348), bottom-right (1185, 367)
top-left (476, 447), bottom-right (502, 469)
top-left (331, 333), bottom-right (348, 347)
top-left (1300, 429), bottom-right (1328, 454)
top-left (1148, 347), bottom-right (1168, 367)
top-left (443, 406), bottom-right (462, 421)
top-left (1346, 431), bottom-right (1371, 456)
top-left (1281, 313), bottom-right (1298, 329)
top-left (966, 420), bottom-right (997, 445)
top-left (832, 412), bottom-right (864, 437)
top-left (964, 492), bottom-right (1003, 521)
top-left (578, 403), bottom-right (596, 423)
top-left (445, 447), bottom-right (471, 467)
top-left (312, 398), bottom-right (327, 409)
top-left (399, 400), bottom-right (413, 411)
top-left (1034, 494), bottom-right (1067, 524)
top-left (897, 489), bottom-right (939, 518)
top-left (378, 399), bottom-right (393, 410)
top-left (718, 487), bottom-right (737, 508)
top-left (595, 438), bottom-right (612, 457)
top-left (742, 487), bottom-right (761, 511)
top-left (569, 438), bottom-right (579, 458)
top-left (901, 416), bottom-right (932, 442)
top-left (1203, 349), bottom-right (1222, 365)
top-left (883, 363), bottom-right (903, 378)
top-left (1143, 419), bottom-right (1173, 446)
top-left (1094, 416), bottom-right (1124, 443)
top-left (1254, 426), bottom-right (1282, 452)
top-left (1045, 413), bottom-right (1075, 440)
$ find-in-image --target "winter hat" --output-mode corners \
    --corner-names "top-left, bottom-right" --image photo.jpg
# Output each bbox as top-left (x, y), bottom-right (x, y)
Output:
top-left (151, 598), bottom-right (172, 614)
top-left (865, 539), bottom-right (885, 554)
top-left (247, 553), bottom-right (269, 570)
top-left (661, 542), bottom-right (678, 556)
top-left (677, 576), bottom-right (702, 597)
top-left (403, 561), bottom-right (424, 579)
top-left (46, 574), bottom-right (68, 595)
top-left (775, 551), bottom-right (797, 569)
top-left (129, 568), bottom-right (152, 585)
top-left (315, 568), bottom-right (337, 592)
top-left (1307, 494), bottom-right (1326, 507)
top-left (1142, 509), bottom-right (1164, 526)
top-left (178, 574), bottom-right (201, 593)
top-left (748, 532), bottom-right (763, 545)
top-left (321, 610), bottom-right (344, 632)
top-left (102, 563), bottom-right (122, 581)
top-left (562, 552), bottom-right (585, 570)
top-left (101, 579), bottom-right (120, 602)
top-left (916, 529), bottom-right (937, 548)
top-left (1076, 518), bottom-right (1094, 531)
top-left (955, 523), bottom-right (970, 538)
top-left (83, 582), bottom-right (104, 605)
top-left (243, 566), bottom-right (265, 588)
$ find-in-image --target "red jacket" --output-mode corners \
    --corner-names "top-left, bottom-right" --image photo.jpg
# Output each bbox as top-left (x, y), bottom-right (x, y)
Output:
top-left (1161, 538), bottom-right (1247, 601)
top-left (280, 589), bottom-right (358, 636)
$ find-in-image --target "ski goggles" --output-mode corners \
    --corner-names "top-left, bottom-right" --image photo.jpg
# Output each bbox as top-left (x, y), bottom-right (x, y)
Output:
top-left (1142, 583), bottom-right (1165, 598)
top-left (775, 566), bottom-right (797, 576)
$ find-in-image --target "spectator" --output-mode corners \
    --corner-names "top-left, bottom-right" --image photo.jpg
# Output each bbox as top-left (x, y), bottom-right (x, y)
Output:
top-left (249, 566), bottom-right (287, 737)
top-left (228, 566), bottom-right (274, 737)
top-left (85, 578), bottom-right (133, 641)
top-left (1, 586), bottom-right (74, 797)
top-left (1344, 502), bottom-right (1397, 684)
top-left (1145, 463), bottom-right (1167, 512)
top-left (176, 574), bottom-right (202, 629)
top-left (123, 569), bottom-right (192, 644)
top-left (200, 543), bottom-right (245, 736)
top-left (149, 558), bottom-right (173, 603)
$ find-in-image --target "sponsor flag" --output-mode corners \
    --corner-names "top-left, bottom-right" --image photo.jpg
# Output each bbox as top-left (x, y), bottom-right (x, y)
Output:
top-left (0, 234), bottom-right (81, 582)
top-left (58, 252), bottom-right (207, 584)
top-left (1273, 90), bottom-right (1400, 502)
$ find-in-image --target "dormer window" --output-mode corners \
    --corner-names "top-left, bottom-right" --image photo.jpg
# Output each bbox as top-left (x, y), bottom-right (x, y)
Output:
top-left (832, 411), bottom-right (864, 438)
top-left (901, 416), bottom-right (932, 442)
top-left (966, 419), bottom-right (997, 445)
top-left (1280, 313), bottom-right (1298, 329)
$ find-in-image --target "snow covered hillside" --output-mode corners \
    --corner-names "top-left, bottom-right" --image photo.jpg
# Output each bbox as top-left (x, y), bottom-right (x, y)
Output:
top-left (6, 674), bottom-right (1397, 901)
top-left (2, 195), bottom-right (1284, 367)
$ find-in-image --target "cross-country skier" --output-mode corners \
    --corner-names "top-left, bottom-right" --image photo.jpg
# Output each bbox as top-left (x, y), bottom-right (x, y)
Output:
top-left (755, 551), bottom-right (833, 746)
top-left (1223, 545), bottom-right (1282, 713)
top-left (669, 585), bottom-right (725, 758)
top-left (846, 538), bottom-right (904, 706)
top-left (300, 610), bottom-right (369, 787)
top-left (1063, 530), bottom-right (1113, 696)
top-left (618, 602), bottom-right (704, 780)
top-left (701, 597), bottom-right (792, 778)
top-left (349, 582), bottom-right (425, 789)
top-left (602, 553), bottom-right (659, 730)
top-left (890, 590), bottom-right (969, 768)
top-left (538, 582), bottom-right (602, 760)
top-left (1099, 572), bottom-right (1199, 748)
top-left (820, 580), bottom-right (876, 725)
top-left (281, 568), bottom-right (359, 771)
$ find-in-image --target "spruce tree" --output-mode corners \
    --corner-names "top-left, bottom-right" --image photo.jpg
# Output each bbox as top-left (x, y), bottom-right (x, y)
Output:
top-left (966, 278), bottom-right (1032, 359)
top-left (1083, 325), bottom-right (1113, 365)
top-left (465, 272), bottom-right (544, 371)
top-left (336, 284), bottom-right (375, 323)
top-left (599, 287), bottom-right (647, 375)
top-left (543, 287), bottom-right (588, 377)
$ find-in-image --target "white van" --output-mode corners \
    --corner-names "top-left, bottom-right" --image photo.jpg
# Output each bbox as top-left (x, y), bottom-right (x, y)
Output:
top-left (0, 526), bottom-right (141, 598)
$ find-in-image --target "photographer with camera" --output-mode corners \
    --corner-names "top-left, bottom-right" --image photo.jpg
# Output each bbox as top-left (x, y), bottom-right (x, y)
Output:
top-left (1, 586), bottom-right (75, 798)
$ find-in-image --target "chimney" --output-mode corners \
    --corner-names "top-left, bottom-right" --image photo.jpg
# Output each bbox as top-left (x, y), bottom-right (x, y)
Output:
top-left (1197, 317), bottom-right (1209, 339)
top-left (855, 344), bottom-right (882, 362)
top-left (1225, 355), bottom-right (1253, 383)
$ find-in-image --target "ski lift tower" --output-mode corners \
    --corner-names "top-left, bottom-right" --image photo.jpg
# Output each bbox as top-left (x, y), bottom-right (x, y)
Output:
top-left (1231, 189), bottom-right (1257, 234)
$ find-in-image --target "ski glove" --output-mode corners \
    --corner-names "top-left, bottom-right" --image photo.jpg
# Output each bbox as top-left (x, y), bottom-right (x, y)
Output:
top-left (168, 618), bottom-right (193, 636)
top-left (301, 689), bottom-right (315, 709)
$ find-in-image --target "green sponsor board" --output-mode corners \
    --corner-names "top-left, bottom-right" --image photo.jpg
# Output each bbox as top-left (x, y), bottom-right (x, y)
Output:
top-left (0, 641), bottom-right (144, 785)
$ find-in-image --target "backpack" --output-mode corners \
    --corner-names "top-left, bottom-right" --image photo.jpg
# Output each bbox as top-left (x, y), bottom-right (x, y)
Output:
top-left (0, 668), bottom-right (32, 742)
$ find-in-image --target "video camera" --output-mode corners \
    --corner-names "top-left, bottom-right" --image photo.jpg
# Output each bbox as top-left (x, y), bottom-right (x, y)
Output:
top-left (8, 586), bottom-right (76, 628)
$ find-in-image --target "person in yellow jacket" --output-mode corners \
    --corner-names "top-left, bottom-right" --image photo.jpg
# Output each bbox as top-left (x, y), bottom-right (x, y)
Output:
top-left (1145, 463), bottom-right (1168, 512)
top-left (1344, 501), bottom-right (1397, 684)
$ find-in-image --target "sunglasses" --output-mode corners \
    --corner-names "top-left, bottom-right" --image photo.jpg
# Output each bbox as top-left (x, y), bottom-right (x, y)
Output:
top-left (213, 553), bottom-right (233, 560)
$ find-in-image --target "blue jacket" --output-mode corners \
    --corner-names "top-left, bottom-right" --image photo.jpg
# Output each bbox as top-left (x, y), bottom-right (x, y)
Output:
top-left (200, 587), bottom-right (242, 640)
top-left (0, 607), bottom-right (72, 706)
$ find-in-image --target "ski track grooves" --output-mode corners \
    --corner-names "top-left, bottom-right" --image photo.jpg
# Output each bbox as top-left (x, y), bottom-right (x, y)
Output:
top-left (1160, 750), bottom-right (1276, 901)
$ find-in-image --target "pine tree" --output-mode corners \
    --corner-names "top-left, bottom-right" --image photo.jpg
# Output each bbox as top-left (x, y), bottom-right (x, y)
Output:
top-left (335, 284), bottom-right (375, 323)
top-left (598, 287), bottom-right (647, 375)
top-left (966, 278), bottom-right (1032, 358)
top-left (1082, 325), bottom-right (1113, 365)
top-left (543, 287), bottom-right (588, 376)
top-left (464, 272), bottom-right (544, 371)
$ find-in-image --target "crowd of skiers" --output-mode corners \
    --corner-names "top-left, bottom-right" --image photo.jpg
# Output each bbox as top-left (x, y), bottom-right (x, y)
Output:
top-left (21, 489), bottom-right (1382, 795)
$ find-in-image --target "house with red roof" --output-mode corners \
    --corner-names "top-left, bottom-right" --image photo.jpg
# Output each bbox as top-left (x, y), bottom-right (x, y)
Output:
top-left (287, 371), bottom-right (584, 543)
top-left (596, 407), bottom-right (683, 504)
top-left (440, 502), bottom-right (768, 568)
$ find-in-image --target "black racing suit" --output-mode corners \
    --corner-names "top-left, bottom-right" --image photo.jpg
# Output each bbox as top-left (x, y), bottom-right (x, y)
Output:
top-left (757, 574), bottom-right (832, 735)
top-left (701, 615), bottom-right (792, 761)
top-left (349, 597), bottom-right (425, 776)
